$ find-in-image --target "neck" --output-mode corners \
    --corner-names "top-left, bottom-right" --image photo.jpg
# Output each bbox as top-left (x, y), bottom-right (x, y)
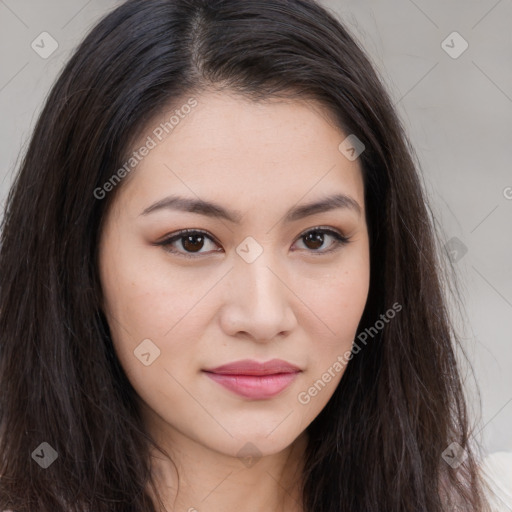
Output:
top-left (144, 416), bottom-right (308, 512)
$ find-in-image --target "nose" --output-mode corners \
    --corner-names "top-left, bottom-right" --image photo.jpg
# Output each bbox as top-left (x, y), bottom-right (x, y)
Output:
top-left (218, 254), bottom-right (298, 342)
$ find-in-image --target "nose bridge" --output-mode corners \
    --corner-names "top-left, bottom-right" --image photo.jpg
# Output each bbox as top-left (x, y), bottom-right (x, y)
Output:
top-left (220, 245), bottom-right (296, 340)
top-left (234, 248), bottom-right (284, 309)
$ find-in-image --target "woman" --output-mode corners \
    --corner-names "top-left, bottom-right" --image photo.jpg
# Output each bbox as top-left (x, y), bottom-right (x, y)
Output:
top-left (0, 0), bottom-right (497, 510)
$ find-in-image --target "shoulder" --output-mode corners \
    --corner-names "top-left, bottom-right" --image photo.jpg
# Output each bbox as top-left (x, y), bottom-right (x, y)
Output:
top-left (481, 451), bottom-right (512, 511)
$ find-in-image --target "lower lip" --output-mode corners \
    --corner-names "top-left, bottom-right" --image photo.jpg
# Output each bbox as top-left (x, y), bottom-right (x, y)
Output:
top-left (203, 371), bottom-right (300, 399)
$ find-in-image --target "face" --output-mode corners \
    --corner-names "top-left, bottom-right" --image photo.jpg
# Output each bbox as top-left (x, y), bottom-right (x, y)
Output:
top-left (98, 91), bottom-right (370, 460)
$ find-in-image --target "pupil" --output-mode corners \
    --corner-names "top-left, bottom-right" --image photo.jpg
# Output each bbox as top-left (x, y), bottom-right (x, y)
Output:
top-left (182, 234), bottom-right (204, 252)
top-left (304, 231), bottom-right (324, 250)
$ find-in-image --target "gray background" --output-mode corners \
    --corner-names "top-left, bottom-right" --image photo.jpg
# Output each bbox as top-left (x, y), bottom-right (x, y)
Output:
top-left (1, 0), bottom-right (511, 456)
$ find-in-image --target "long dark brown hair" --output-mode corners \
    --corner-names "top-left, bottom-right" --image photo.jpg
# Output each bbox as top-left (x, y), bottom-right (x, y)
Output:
top-left (0, 0), bottom-right (492, 510)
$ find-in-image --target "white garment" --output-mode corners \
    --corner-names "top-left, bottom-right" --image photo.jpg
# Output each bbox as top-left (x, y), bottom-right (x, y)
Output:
top-left (482, 451), bottom-right (512, 511)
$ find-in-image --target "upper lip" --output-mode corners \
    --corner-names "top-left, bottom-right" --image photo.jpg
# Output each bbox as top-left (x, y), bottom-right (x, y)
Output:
top-left (203, 359), bottom-right (302, 376)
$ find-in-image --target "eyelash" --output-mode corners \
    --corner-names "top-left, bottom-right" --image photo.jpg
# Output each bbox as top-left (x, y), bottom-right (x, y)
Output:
top-left (155, 227), bottom-right (351, 259)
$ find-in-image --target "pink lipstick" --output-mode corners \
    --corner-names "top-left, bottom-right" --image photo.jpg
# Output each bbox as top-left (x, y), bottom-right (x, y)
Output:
top-left (202, 359), bottom-right (301, 399)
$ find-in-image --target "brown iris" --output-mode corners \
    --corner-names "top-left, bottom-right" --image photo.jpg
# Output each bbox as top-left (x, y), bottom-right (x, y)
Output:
top-left (303, 230), bottom-right (324, 250)
top-left (182, 234), bottom-right (205, 252)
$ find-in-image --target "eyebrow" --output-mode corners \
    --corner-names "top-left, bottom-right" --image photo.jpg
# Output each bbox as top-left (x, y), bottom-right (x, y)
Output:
top-left (140, 193), bottom-right (362, 222)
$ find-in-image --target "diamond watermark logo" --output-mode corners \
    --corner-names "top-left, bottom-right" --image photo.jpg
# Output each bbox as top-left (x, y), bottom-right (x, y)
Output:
top-left (338, 134), bottom-right (365, 161)
top-left (134, 338), bottom-right (161, 366)
top-left (31, 32), bottom-right (59, 59)
top-left (441, 442), bottom-right (467, 469)
top-left (236, 236), bottom-right (263, 264)
top-left (441, 32), bottom-right (468, 59)
top-left (444, 236), bottom-right (468, 263)
top-left (237, 442), bottom-right (262, 468)
top-left (31, 442), bottom-right (58, 469)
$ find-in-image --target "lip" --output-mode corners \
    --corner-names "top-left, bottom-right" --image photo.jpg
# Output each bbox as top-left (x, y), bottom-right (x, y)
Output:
top-left (204, 359), bottom-right (301, 375)
top-left (202, 359), bottom-right (302, 399)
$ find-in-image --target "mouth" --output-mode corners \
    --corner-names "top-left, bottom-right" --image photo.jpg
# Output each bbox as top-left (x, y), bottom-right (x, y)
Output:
top-left (202, 359), bottom-right (302, 399)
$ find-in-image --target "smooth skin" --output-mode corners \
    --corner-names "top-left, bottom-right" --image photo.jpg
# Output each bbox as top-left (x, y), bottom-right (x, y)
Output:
top-left (98, 91), bottom-right (370, 512)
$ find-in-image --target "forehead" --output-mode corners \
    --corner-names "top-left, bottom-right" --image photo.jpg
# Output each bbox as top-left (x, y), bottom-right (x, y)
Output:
top-left (117, 92), bottom-right (365, 214)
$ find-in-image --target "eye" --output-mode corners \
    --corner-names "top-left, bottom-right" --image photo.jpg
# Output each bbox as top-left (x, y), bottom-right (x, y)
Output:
top-left (292, 227), bottom-right (350, 254)
top-left (155, 229), bottom-right (222, 258)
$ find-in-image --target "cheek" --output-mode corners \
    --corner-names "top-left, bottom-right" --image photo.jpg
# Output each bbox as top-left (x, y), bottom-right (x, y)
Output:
top-left (293, 261), bottom-right (369, 414)
top-left (100, 239), bottom-right (196, 339)
top-left (297, 252), bottom-right (370, 397)
top-left (322, 269), bottom-right (369, 336)
top-left (99, 253), bottom-right (207, 413)
top-left (303, 251), bottom-right (370, 341)
top-left (98, 245), bottom-right (191, 387)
